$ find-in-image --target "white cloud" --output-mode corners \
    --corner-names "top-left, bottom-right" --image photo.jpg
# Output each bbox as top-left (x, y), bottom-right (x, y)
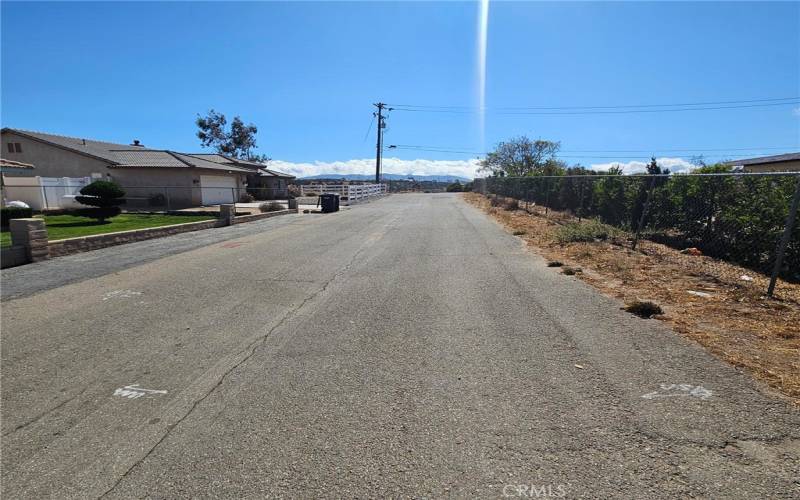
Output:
top-left (270, 155), bottom-right (703, 178)
top-left (269, 157), bottom-right (481, 179)
top-left (589, 157), bottom-right (696, 174)
top-left (793, 106), bottom-right (800, 117)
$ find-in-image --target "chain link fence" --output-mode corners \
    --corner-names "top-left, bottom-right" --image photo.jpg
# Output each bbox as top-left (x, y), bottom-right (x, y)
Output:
top-left (475, 172), bottom-right (800, 296)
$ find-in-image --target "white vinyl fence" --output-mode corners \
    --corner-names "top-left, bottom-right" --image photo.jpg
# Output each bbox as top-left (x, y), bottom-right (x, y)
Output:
top-left (299, 183), bottom-right (387, 204)
top-left (2, 176), bottom-right (91, 210)
top-left (40, 177), bottom-right (92, 209)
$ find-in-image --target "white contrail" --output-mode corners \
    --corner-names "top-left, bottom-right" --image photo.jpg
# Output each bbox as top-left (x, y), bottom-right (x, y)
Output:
top-left (477, 0), bottom-right (490, 149)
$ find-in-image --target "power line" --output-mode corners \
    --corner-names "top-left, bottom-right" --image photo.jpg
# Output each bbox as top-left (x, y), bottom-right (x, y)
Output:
top-left (389, 100), bottom-right (800, 115)
top-left (391, 144), bottom-right (798, 154)
top-left (387, 145), bottom-right (790, 160)
top-left (388, 96), bottom-right (800, 111)
top-left (362, 114), bottom-right (376, 142)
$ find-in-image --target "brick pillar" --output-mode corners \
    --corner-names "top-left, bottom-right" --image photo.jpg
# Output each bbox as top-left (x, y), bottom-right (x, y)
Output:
top-left (219, 204), bottom-right (236, 226)
top-left (9, 218), bottom-right (50, 262)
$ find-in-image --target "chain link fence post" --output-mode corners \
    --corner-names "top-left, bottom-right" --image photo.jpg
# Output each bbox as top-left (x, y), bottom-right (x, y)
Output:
top-left (162, 187), bottom-right (169, 212)
top-left (631, 175), bottom-right (658, 250)
top-left (767, 175), bottom-right (800, 297)
top-left (544, 178), bottom-right (550, 217)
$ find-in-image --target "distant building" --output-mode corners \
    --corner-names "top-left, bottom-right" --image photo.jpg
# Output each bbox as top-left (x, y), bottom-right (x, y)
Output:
top-left (724, 152), bottom-right (800, 173)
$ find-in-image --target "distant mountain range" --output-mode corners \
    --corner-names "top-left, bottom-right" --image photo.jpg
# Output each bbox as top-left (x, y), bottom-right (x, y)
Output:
top-left (300, 173), bottom-right (471, 182)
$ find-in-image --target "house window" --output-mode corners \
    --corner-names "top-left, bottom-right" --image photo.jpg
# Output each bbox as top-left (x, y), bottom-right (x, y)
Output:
top-left (6, 142), bottom-right (22, 153)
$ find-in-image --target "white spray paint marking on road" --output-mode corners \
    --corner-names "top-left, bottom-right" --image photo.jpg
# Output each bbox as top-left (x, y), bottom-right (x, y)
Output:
top-left (113, 385), bottom-right (167, 400)
top-left (641, 383), bottom-right (713, 400)
top-left (102, 290), bottom-right (142, 301)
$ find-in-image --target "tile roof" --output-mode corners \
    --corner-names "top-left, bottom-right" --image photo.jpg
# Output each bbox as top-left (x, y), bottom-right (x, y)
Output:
top-left (188, 153), bottom-right (237, 165)
top-left (187, 153), bottom-right (295, 178)
top-left (724, 152), bottom-right (800, 166)
top-left (257, 167), bottom-right (296, 179)
top-left (171, 152), bottom-right (252, 173)
top-left (111, 150), bottom-right (189, 168)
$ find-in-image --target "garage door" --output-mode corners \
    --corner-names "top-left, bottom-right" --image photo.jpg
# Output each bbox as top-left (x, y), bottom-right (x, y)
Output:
top-left (200, 175), bottom-right (237, 205)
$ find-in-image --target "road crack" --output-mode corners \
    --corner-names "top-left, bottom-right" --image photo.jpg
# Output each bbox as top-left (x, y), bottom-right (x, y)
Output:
top-left (2, 387), bottom-right (89, 437)
top-left (98, 221), bottom-right (382, 498)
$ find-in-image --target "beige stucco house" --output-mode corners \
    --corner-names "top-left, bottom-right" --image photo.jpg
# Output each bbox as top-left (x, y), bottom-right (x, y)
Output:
top-left (725, 152), bottom-right (800, 173)
top-left (190, 154), bottom-right (295, 199)
top-left (1, 128), bottom-right (293, 208)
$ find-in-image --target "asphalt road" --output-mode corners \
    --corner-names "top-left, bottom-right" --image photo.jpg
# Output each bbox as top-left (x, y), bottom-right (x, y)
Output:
top-left (2, 193), bottom-right (798, 498)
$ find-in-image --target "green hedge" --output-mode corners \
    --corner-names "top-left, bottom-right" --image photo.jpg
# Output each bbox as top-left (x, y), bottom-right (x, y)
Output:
top-left (486, 172), bottom-right (800, 280)
top-left (1, 206), bottom-right (34, 228)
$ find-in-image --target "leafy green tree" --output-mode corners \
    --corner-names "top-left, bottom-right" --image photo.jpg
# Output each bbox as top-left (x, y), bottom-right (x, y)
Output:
top-left (630, 157), bottom-right (670, 227)
top-left (589, 166), bottom-right (628, 226)
top-left (75, 180), bottom-right (126, 222)
top-left (196, 110), bottom-right (269, 162)
top-left (480, 136), bottom-right (561, 177)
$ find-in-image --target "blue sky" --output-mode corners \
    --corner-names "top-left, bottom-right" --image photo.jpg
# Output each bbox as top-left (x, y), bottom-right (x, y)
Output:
top-left (2, 1), bottom-right (799, 178)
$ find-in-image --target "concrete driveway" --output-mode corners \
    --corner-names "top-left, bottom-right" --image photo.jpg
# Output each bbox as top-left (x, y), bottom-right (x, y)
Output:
top-left (1, 193), bottom-right (798, 498)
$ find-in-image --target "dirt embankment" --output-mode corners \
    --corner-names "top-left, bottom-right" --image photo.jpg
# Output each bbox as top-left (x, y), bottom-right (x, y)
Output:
top-left (464, 192), bottom-right (800, 405)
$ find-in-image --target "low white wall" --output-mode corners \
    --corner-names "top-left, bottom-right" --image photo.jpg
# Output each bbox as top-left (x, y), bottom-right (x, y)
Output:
top-left (2, 176), bottom-right (44, 210)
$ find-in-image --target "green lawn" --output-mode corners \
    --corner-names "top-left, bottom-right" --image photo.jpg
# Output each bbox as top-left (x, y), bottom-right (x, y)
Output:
top-left (1, 213), bottom-right (215, 246)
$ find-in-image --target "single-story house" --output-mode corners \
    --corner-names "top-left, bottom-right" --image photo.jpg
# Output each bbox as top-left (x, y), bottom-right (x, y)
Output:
top-left (725, 152), bottom-right (800, 173)
top-left (189, 154), bottom-right (295, 199)
top-left (1, 128), bottom-right (293, 208)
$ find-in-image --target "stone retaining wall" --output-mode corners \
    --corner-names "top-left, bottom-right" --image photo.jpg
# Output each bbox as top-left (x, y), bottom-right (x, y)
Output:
top-left (1, 246), bottom-right (29, 268)
top-left (2, 207), bottom-right (300, 267)
top-left (231, 209), bottom-right (293, 224)
top-left (48, 219), bottom-right (221, 257)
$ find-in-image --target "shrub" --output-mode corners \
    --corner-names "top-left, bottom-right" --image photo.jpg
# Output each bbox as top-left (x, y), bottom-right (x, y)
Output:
top-left (512, 229), bottom-right (526, 236)
top-left (555, 219), bottom-right (623, 244)
top-left (625, 300), bottom-right (663, 318)
top-left (1, 206), bottom-right (33, 227)
top-left (547, 261), bottom-right (563, 267)
top-left (239, 192), bottom-right (255, 203)
top-left (446, 182), bottom-right (463, 192)
top-left (75, 180), bottom-right (125, 222)
top-left (503, 198), bottom-right (519, 211)
top-left (259, 201), bottom-right (284, 213)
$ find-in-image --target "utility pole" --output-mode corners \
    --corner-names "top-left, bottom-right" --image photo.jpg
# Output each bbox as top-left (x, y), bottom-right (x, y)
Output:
top-left (374, 102), bottom-right (386, 184)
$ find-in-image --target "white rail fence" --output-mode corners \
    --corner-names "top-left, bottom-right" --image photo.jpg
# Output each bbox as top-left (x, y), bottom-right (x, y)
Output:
top-left (299, 183), bottom-right (388, 204)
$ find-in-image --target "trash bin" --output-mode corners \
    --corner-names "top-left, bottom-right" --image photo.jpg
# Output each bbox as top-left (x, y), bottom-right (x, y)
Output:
top-left (319, 193), bottom-right (339, 213)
